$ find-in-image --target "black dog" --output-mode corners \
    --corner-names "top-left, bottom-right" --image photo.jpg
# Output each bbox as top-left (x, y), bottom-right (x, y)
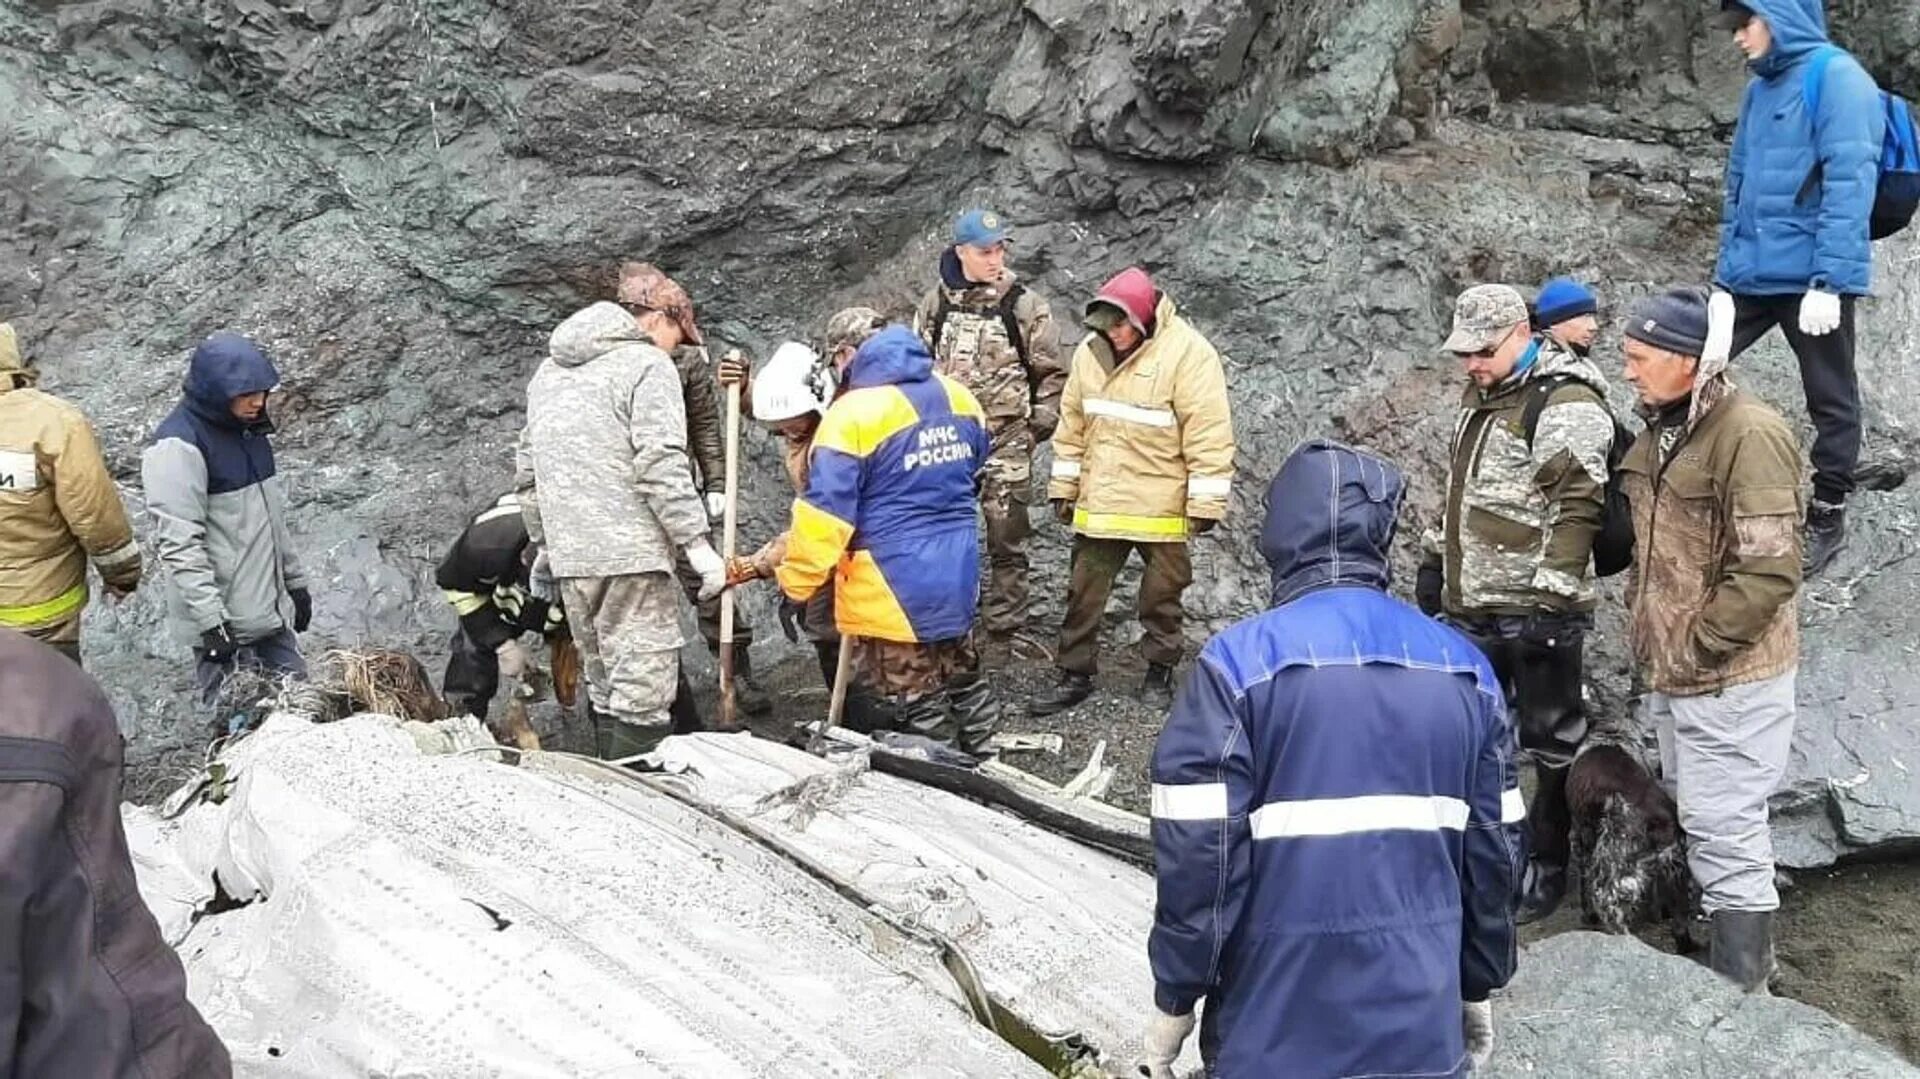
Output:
top-left (1565, 742), bottom-right (1697, 949)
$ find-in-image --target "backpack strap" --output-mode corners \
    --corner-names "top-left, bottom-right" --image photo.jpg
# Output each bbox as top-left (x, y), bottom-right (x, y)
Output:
top-left (1519, 374), bottom-right (1600, 446)
top-left (927, 291), bottom-right (954, 358)
top-left (998, 282), bottom-right (1030, 369)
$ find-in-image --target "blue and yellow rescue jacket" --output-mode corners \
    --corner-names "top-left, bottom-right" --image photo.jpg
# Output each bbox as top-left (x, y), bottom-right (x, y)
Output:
top-left (776, 325), bottom-right (988, 643)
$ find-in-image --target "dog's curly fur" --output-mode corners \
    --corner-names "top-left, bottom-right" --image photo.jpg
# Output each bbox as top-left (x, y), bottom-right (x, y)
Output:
top-left (1566, 743), bottom-right (1697, 949)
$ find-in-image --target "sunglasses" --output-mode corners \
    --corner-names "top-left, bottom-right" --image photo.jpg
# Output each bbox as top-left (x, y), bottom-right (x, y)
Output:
top-left (1453, 325), bottom-right (1519, 361)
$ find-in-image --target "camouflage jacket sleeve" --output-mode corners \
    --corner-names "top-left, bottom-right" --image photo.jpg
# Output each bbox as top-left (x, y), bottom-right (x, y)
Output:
top-left (1694, 421), bottom-right (1803, 662)
top-left (1018, 290), bottom-right (1067, 442)
top-left (1528, 388), bottom-right (1613, 600)
top-left (630, 358), bottom-right (712, 552)
top-left (911, 287), bottom-right (941, 348)
top-left (513, 423), bottom-right (544, 545)
top-left (674, 346), bottom-right (727, 493)
top-left (1046, 342), bottom-right (1088, 503)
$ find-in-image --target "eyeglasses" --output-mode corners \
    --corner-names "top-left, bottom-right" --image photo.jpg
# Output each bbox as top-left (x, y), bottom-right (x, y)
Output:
top-left (1453, 325), bottom-right (1519, 361)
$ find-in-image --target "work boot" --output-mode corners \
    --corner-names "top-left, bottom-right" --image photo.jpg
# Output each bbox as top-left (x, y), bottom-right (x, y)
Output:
top-left (669, 671), bottom-right (704, 735)
top-left (1708, 910), bottom-right (1777, 994)
top-left (839, 686), bottom-right (897, 735)
top-left (1141, 662), bottom-right (1176, 712)
top-left (1515, 859), bottom-right (1569, 926)
top-left (1517, 762), bottom-right (1571, 925)
top-left (948, 673), bottom-right (1002, 761)
top-left (732, 648), bottom-right (772, 717)
top-left (1804, 500), bottom-right (1847, 579)
top-left (1029, 669), bottom-right (1094, 716)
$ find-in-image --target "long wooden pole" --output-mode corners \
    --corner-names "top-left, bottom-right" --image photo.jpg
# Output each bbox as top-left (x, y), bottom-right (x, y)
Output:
top-left (718, 353), bottom-right (743, 731)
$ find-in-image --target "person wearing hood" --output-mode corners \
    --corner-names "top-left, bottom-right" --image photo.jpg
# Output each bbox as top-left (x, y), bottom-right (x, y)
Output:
top-left (1416, 283), bottom-right (1617, 925)
top-left (1619, 285), bottom-right (1803, 993)
top-left (0, 322), bottom-right (143, 665)
top-left (1532, 276), bottom-right (1600, 356)
top-left (615, 263), bottom-right (770, 717)
top-left (1140, 441), bottom-right (1522, 1079)
top-left (515, 289), bottom-right (728, 762)
top-left (143, 332), bottom-right (311, 708)
top-left (1031, 267), bottom-right (1236, 716)
top-left (1713, 0), bottom-right (1884, 577)
top-left (774, 324), bottom-right (1001, 757)
top-left (912, 210), bottom-right (1066, 663)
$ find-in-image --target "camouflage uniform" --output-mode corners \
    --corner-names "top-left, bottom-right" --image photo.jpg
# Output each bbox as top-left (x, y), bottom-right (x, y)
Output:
top-left (560, 573), bottom-right (682, 748)
top-left (1424, 284), bottom-right (1616, 899)
top-left (845, 636), bottom-right (996, 758)
top-left (914, 263), bottom-right (1065, 638)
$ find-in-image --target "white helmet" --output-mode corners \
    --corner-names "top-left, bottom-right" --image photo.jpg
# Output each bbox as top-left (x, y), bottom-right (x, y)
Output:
top-left (751, 341), bottom-right (833, 422)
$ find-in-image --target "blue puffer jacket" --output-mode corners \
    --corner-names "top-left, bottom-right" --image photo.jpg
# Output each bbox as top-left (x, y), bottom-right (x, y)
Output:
top-left (1714, 0), bottom-right (1883, 297)
top-left (1148, 440), bottom-right (1523, 1079)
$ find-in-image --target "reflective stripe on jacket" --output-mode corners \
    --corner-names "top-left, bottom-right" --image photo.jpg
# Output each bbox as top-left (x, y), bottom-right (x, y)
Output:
top-left (1047, 295), bottom-right (1234, 542)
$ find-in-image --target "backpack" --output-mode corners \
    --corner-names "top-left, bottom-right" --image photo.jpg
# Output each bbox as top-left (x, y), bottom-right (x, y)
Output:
top-left (1803, 45), bottom-right (1920, 240)
top-left (1519, 375), bottom-right (1637, 578)
top-left (927, 283), bottom-right (1040, 393)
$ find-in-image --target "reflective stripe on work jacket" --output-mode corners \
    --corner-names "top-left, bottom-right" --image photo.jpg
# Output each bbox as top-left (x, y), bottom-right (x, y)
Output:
top-left (0, 582), bottom-right (86, 627)
top-left (1072, 507), bottom-right (1187, 540)
top-left (1149, 786), bottom-right (1529, 832)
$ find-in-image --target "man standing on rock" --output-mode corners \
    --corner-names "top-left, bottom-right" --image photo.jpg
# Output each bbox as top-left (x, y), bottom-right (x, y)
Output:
top-left (1533, 276), bottom-right (1600, 356)
top-left (0, 323), bottom-right (144, 665)
top-left (516, 290), bottom-right (727, 762)
top-left (913, 210), bottom-right (1066, 663)
top-left (1619, 285), bottom-right (1802, 993)
top-left (1714, 0), bottom-right (1884, 576)
top-left (1417, 283), bottom-right (1616, 926)
top-left (1141, 441), bottom-right (1520, 1078)
top-left (1031, 267), bottom-right (1234, 717)
top-left (774, 324), bottom-right (1001, 758)
top-left (616, 263), bottom-right (771, 719)
top-left (144, 332), bottom-right (312, 709)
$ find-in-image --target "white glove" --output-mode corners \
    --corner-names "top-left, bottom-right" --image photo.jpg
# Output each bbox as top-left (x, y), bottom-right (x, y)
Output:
top-left (705, 491), bottom-right (728, 521)
top-left (686, 539), bottom-right (727, 601)
top-left (1798, 288), bottom-right (1841, 336)
top-left (1463, 999), bottom-right (1494, 1070)
top-left (528, 548), bottom-right (556, 602)
top-left (1139, 1008), bottom-right (1196, 1079)
top-left (495, 638), bottom-right (531, 680)
top-left (1703, 290), bottom-right (1735, 367)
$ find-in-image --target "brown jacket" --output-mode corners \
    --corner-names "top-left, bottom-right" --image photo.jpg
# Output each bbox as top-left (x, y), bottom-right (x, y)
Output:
top-left (0, 628), bottom-right (231, 1077)
top-left (1621, 387), bottom-right (1802, 696)
top-left (0, 325), bottom-right (142, 639)
top-left (671, 345), bottom-right (727, 493)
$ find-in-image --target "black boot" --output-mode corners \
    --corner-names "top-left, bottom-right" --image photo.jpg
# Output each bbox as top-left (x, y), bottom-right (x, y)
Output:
top-left (1708, 910), bottom-right (1776, 994)
top-left (948, 673), bottom-right (1002, 761)
top-left (898, 692), bottom-right (955, 743)
top-left (1141, 662), bottom-right (1176, 711)
top-left (1029, 669), bottom-right (1094, 716)
top-left (1804, 499), bottom-right (1847, 578)
top-left (814, 640), bottom-right (840, 692)
top-left (732, 648), bottom-right (772, 716)
top-left (1516, 762), bottom-right (1571, 925)
top-left (669, 671), bottom-right (703, 735)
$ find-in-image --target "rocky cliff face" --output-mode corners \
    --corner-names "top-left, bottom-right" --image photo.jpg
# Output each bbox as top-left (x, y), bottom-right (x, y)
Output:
top-left (4, 0), bottom-right (1917, 856)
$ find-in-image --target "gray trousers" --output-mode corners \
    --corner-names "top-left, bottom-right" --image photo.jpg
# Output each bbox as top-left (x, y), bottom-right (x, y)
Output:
top-left (561, 573), bottom-right (682, 736)
top-left (1648, 668), bottom-right (1796, 914)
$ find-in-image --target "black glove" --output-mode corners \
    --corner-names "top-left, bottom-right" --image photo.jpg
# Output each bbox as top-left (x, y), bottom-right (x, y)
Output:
top-left (515, 595), bottom-right (553, 636)
top-left (289, 587), bottom-right (313, 633)
top-left (1052, 499), bottom-right (1074, 525)
top-left (1188, 517), bottom-right (1218, 535)
top-left (199, 626), bottom-right (238, 665)
top-left (777, 597), bottom-right (803, 643)
top-left (1415, 560), bottom-right (1444, 616)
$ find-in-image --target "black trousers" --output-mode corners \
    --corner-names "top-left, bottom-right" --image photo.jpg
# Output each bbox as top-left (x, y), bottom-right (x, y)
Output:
top-left (1454, 614), bottom-right (1588, 866)
top-left (1729, 292), bottom-right (1859, 504)
top-left (443, 626), bottom-right (500, 720)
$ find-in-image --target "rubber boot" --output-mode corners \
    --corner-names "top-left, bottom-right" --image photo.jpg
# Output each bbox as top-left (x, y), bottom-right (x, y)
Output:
top-left (898, 692), bottom-right (955, 743)
top-left (1708, 909), bottom-right (1776, 994)
top-left (1141, 662), bottom-right (1175, 711)
top-left (669, 670), bottom-right (703, 735)
top-left (813, 640), bottom-right (840, 692)
top-left (603, 714), bottom-right (669, 765)
top-left (1804, 500), bottom-right (1847, 579)
top-left (1029, 669), bottom-right (1094, 716)
top-left (732, 648), bottom-right (773, 716)
top-left (590, 705), bottom-right (616, 760)
top-left (948, 672), bottom-right (1002, 760)
top-left (1516, 761), bottom-right (1571, 926)
top-left (839, 686), bottom-right (898, 735)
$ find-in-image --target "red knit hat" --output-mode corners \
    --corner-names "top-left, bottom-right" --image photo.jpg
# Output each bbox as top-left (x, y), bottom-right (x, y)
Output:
top-left (1086, 267), bottom-right (1157, 334)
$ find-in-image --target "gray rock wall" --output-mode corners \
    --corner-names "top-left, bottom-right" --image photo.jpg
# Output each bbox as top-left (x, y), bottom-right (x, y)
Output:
top-left (3, 0), bottom-right (1917, 848)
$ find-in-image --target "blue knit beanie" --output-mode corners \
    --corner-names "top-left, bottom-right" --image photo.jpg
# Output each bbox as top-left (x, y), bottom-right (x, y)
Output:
top-left (1534, 277), bottom-right (1599, 328)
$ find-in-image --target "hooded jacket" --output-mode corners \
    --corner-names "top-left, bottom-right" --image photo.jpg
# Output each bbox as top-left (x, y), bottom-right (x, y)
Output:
top-left (1714, 0), bottom-right (1883, 297)
top-left (1427, 337), bottom-right (1616, 616)
top-left (776, 326), bottom-right (988, 643)
top-left (515, 303), bottom-right (709, 579)
top-left (0, 325), bottom-right (142, 638)
top-left (0, 628), bottom-right (233, 1078)
top-left (1150, 441), bottom-right (1522, 1079)
top-left (1047, 294), bottom-right (1236, 542)
top-left (912, 249), bottom-right (1066, 441)
top-left (436, 492), bottom-right (561, 650)
top-left (142, 333), bottom-right (305, 646)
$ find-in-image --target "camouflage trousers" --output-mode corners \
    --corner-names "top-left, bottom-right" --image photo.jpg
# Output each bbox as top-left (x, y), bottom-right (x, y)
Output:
top-left (845, 634), bottom-right (1000, 756)
top-left (674, 528), bottom-right (755, 652)
top-left (978, 428), bottom-right (1034, 636)
top-left (560, 572), bottom-right (682, 739)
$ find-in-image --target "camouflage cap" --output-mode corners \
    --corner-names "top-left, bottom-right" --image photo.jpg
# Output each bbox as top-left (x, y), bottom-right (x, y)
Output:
top-left (1443, 284), bottom-right (1530, 354)
top-left (616, 262), bottom-right (703, 346)
top-left (821, 306), bottom-right (885, 353)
